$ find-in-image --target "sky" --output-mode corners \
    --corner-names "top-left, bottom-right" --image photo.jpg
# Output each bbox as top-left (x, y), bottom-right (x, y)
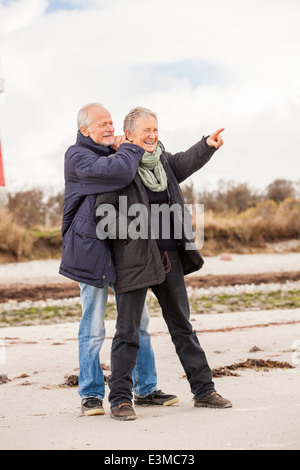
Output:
top-left (0, 0), bottom-right (299, 195)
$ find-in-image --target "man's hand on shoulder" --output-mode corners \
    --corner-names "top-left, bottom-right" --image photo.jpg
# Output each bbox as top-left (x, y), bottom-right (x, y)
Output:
top-left (206, 128), bottom-right (225, 149)
top-left (111, 135), bottom-right (126, 150)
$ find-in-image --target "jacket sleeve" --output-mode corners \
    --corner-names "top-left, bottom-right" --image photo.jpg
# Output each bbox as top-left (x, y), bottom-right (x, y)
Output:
top-left (74, 143), bottom-right (144, 193)
top-left (163, 136), bottom-right (218, 184)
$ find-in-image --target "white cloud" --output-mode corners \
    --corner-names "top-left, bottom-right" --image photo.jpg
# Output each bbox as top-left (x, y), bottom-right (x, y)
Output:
top-left (0, 0), bottom-right (299, 192)
top-left (0, 0), bottom-right (47, 32)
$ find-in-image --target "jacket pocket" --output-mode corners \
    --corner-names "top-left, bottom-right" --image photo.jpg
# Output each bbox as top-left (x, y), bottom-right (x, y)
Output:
top-left (62, 217), bottom-right (107, 278)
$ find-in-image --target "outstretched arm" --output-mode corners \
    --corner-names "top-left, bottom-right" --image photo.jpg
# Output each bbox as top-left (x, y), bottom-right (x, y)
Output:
top-left (164, 129), bottom-right (225, 184)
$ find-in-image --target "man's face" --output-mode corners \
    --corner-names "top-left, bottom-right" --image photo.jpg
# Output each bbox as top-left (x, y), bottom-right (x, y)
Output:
top-left (81, 106), bottom-right (115, 146)
top-left (126, 116), bottom-right (159, 153)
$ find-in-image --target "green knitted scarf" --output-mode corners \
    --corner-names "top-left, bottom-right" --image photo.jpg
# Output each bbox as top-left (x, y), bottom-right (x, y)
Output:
top-left (138, 144), bottom-right (168, 192)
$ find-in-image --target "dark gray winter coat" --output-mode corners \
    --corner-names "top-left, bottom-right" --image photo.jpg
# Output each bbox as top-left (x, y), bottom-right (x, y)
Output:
top-left (94, 136), bottom-right (217, 294)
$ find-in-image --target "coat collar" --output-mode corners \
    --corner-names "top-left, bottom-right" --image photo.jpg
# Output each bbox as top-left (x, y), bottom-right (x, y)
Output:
top-left (76, 130), bottom-right (115, 156)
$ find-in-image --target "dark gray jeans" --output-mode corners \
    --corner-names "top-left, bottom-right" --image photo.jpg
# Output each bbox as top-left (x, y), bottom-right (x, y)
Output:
top-left (109, 250), bottom-right (215, 407)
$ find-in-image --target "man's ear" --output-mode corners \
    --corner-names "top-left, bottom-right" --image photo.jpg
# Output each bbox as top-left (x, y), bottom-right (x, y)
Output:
top-left (125, 130), bottom-right (133, 142)
top-left (80, 126), bottom-right (89, 137)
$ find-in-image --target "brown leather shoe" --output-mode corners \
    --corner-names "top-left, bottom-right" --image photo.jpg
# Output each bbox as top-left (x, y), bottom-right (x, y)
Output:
top-left (194, 392), bottom-right (232, 409)
top-left (110, 403), bottom-right (137, 421)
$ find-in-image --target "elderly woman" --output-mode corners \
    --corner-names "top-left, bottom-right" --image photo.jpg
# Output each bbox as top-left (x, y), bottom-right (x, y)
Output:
top-left (95, 107), bottom-right (232, 420)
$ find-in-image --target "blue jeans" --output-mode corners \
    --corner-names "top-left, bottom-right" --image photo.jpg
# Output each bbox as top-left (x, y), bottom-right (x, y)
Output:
top-left (78, 282), bottom-right (157, 400)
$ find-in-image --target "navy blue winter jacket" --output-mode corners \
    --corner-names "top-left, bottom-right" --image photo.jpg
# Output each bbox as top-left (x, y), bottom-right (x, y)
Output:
top-left (59, 130), bottom-right (144, 287)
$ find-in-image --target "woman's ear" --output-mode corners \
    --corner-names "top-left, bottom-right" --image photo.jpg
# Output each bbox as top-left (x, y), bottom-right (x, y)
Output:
top-left (125, 130), bottom-right (133, 142)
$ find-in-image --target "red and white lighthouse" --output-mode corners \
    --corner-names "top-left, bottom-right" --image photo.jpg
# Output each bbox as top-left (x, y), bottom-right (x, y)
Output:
top-left (0, 77), bottom-right (5, 187)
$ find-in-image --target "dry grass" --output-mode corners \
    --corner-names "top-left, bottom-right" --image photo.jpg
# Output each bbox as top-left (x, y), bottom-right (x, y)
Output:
top-left (0, 207), bottom-right (34, 260)
top-left (0, 197), bottom-right (299, 261)
top-left (197, 198), bottom-right (300, 255)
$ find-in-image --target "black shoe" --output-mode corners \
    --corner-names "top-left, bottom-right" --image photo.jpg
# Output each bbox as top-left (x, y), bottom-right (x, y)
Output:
top-left (134, 390), bottom-right (179, 406)
top-left (194, 392), bottom-right (232, 409)
top-left (81, 397), bottom-right (105, 416)
top-left (111, 403), bottom-right (137, 421)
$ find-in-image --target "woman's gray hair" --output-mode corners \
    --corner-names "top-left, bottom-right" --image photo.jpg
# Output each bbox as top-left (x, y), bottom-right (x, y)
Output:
top-left (123, 107), bottom-right (158, 134)
top-left (77, 102), bottom-right (104, 129)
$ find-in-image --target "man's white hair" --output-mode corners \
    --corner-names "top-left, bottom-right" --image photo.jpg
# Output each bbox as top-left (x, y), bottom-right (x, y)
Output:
top-left (123, 107), bottom-right (158, 134)
top-left (77, 102), bottom-right (104, 129)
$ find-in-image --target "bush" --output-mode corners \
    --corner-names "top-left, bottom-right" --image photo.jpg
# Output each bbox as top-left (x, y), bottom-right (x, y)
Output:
top-left (266, 179), bottom-right (296, 203)
top-left (201, 197), bottom-right (300, 253)
top-left (7, 188), bottom-right (64, 228)
top-left (196, 180), bottom-right (262, 213)
top-left (0, 207), bottom-right (34, 260)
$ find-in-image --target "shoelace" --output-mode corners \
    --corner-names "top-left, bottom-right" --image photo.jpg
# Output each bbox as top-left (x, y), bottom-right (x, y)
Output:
top-left (84, 398), bottom-right (102, 405)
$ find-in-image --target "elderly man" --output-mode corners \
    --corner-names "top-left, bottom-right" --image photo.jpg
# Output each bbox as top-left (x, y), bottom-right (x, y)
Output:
top-left (60, 103), bottom-right (177, 416)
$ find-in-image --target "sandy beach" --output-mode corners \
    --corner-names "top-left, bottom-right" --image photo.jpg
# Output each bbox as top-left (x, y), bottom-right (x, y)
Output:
top-left (0, 252), bottom-right (300, 285)
top-left (0, 253), bottom-right (300, 451)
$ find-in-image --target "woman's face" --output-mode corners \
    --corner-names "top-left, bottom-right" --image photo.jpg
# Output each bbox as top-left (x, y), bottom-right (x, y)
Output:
top-left (126, 116), bottom-right (159, 153)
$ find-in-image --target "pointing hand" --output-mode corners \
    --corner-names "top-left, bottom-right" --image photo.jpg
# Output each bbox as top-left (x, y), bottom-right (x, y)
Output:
top-left (206, 128), bottom-right (225, 149)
